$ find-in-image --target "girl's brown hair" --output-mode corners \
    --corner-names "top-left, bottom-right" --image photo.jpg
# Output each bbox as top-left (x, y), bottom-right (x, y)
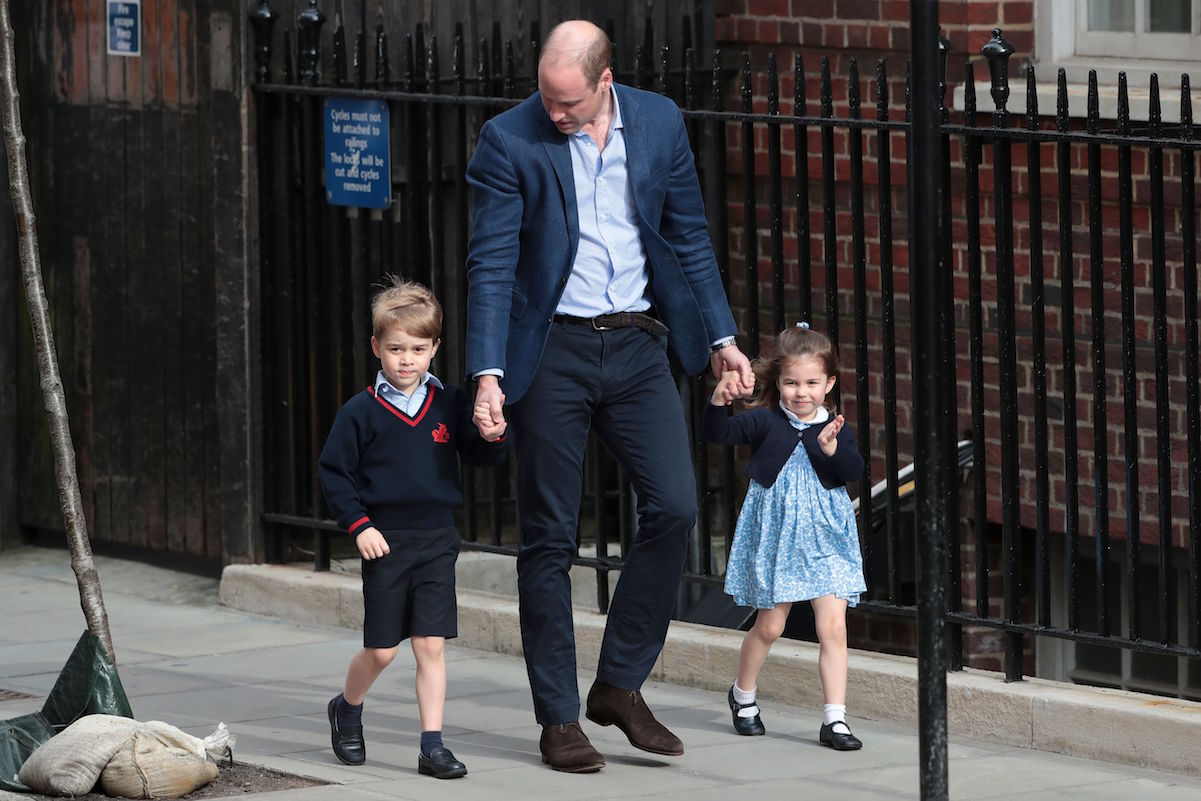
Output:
top-left (748, 324), bottom-right (840, 411)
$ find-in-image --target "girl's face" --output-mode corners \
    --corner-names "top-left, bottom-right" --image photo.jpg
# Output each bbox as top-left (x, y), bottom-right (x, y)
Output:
top-left (777, 356), bottom-right (836, 421)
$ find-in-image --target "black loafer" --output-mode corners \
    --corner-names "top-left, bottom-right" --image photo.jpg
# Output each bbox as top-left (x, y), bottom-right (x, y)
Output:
top-left (728, 687), bottom-right (765, 736)
top-left (327, 696), bottom-right (365, 765)
top-left (418, 746), bottom-right (467, 779)
top-left (819, 721), bottom-right (863, 751)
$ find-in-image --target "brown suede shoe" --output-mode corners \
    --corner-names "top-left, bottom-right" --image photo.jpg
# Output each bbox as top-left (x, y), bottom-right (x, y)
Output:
top-left (539, 721), bottom-right (606, 773)
top-left (584, 681), bottom-right (684, 756)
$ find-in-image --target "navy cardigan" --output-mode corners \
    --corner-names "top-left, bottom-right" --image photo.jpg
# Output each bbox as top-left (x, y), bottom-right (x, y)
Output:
top-left (702, 403), bottom-right (864, 490)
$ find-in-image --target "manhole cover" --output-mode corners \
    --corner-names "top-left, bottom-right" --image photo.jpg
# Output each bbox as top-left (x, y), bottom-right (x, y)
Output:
top-left (0, 688), bottom-right (36, 701)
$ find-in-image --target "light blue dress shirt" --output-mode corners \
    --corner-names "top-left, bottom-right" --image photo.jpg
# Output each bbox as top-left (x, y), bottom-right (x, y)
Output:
top-left (374, 370), bottom-right (443, 416)
top-left (556, 89), bottom-right (651, 317)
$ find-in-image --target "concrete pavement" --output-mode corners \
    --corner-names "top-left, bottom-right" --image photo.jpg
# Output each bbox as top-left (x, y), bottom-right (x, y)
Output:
top-left (4, 545), bottom-right (1201, 800)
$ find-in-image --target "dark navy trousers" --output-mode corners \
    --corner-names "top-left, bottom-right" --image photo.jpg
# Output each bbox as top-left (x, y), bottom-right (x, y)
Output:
top-left (509, 322), bottom-right (697, 726)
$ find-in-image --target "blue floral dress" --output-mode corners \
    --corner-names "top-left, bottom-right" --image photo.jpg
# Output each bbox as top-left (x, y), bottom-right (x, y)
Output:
top-left (724, 408), bottom-right (866, 609)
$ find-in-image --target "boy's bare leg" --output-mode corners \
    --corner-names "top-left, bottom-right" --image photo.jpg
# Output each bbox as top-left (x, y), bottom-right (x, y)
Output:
top-left (330, 646), bottom-right (397, 765)
top-left (411, 635), bottom-right (447, 731)
top-left (411, 635), bottom-right (466, 778)
top-left (343, 645), bottom-right (399, 704)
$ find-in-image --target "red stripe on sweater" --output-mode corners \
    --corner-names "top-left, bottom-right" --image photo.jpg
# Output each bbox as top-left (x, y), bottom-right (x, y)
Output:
top-left (367, 384), bottom-right (436, 427)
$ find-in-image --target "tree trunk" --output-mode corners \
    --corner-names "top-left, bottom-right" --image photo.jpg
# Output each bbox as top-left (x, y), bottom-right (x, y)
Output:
top-left (0, 0), bottom-right (117, 665)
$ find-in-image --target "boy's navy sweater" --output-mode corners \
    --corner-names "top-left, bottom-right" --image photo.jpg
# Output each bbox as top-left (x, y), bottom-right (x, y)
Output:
top-left (318, 383), bottom-right (507, 536)
top-left (703, 402), bottom-right (864, 490)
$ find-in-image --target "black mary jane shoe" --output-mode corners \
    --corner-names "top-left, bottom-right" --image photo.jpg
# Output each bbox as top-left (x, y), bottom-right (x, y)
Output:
top-left (327, 696), bottom-right (366, 765)
top-left (819, 721), bottom-right (863, 751)
top-left (727, 687), bottom-right (766, 736)
top-left (417, 746), bottom-right (468, 779)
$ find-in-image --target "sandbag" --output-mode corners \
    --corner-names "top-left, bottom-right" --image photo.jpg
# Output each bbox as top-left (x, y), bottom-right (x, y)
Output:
top-left (17, 714), bottom-right (141, 795)
top-left (99, 722), bottom-right (219, 799)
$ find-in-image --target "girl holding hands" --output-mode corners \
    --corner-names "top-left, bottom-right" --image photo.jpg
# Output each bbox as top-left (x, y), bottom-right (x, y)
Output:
top-left (704, 323), bottom-right (867, 751)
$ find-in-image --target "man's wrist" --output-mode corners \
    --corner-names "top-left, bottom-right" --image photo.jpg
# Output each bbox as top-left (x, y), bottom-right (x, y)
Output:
top-left (710, 336), bottom-right (737, 353)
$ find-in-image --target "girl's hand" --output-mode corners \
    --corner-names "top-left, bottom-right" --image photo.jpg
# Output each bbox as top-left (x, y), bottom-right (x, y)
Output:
top-left (710, 370), bottom-right (747, 406)
top-left (817, 414), bottom-right (844, 456)
top-left (355, 527), bottom-right (390, 560)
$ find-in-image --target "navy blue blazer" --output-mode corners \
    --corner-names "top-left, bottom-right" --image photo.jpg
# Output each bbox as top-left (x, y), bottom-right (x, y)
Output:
top-left (464, 83), bottom-right (737, 403)
top-left (703, 403), bottom-right (865, 490)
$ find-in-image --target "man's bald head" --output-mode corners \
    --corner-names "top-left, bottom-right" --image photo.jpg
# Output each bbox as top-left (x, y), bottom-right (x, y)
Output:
top-left (540, 20), bottom-right (612, 88)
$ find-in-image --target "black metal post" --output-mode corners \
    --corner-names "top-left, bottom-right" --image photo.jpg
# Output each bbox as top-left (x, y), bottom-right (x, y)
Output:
top-left (1056, 69), bottom-right (1082, 633)
top-left (876, 59), bottom-right (901, 606)
top-left (767, 53), bottom-right (785, 334)
top-left (848, 58), bottom-right (873, 582)
top-left (1025, 65), bottom-right (1052, 630)
top-left (740, 53), bottom-right (759, 348)
top-left (936, 26), bottom-right (962, 672)
top-left (909, 1), bottom-right (949, 797)
top-left (1116, 75), bottom-right (1141, 640)
top-left (983, 27), bottom-right (1024, 683)
top-left (1181, 76), bottom-right (1201, 649)
top-left (820, 57), bottom-right (838, 354)
top-left (794, 54), bottom-right (812, 324)
top-left (249, 0), bottom-right (276, 85)
top-left (297, 0), bottom-right (325, 87)
top-left (1147, 77), bottom-right (1173, 644)
top-left (249, 0), bottom-right (276, 558)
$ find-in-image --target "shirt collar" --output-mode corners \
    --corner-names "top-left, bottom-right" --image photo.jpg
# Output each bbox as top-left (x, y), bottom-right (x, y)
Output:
top-left (570, 86), bottom-right (624, 145)
top-left (374, 370), bottom-right (443, 397)
top-left (780, 401), bottom-right (830, 430)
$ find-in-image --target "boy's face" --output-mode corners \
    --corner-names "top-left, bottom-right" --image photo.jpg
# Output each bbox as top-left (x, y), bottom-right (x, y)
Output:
top-left (371, 327), bottom-right (440, 396)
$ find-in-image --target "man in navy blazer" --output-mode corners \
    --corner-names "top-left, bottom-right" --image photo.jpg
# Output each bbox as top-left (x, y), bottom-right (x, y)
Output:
top-left (467, 19), bottom-right (753, 772)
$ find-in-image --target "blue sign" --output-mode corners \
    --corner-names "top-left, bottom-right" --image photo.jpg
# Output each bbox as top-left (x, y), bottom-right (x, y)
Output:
top-left (324, 98), bottom-right (391, 209)
top-left (107, 0), bottom-right (140, 57)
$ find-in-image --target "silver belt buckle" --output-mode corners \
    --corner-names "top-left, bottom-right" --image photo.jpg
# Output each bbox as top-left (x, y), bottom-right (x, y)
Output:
top-left (590, 316), bottom-right (613, 331)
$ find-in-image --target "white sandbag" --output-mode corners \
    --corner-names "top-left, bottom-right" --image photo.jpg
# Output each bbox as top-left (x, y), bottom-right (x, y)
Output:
top-left (18, 714), bottom-right (140, 795)
top-left (99, 722), bottom-right (219, 799)
top-left (200, 722), bottom-right (235, 762)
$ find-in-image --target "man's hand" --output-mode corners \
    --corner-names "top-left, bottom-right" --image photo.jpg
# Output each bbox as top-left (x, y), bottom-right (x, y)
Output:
top-left (473, 375), bottom-right (506, 438)
top-left (710, 344), bottom-right (754, 396)
top-left (355, 527), bottom-right (389, 560)
top-left (817, 414), bottom-right (845, 457)
top-left (474, 399), bottom-right (507, 441)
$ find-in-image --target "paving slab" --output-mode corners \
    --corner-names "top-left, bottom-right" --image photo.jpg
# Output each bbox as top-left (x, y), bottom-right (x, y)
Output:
top-left (5, 545), bottom-right (1201, 800)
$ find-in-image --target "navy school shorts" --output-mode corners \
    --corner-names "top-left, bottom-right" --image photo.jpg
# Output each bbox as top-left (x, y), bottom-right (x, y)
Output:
top-left (361, 525), bottom-right (460, 648)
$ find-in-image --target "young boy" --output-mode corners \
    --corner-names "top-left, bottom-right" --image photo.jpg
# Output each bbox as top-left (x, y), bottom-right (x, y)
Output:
top-left (318, 277), bottom-right (507, 780)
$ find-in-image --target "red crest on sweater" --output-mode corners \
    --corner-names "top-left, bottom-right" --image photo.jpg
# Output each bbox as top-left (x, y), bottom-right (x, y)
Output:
top-left (431, 423), bottom-right (450, 443)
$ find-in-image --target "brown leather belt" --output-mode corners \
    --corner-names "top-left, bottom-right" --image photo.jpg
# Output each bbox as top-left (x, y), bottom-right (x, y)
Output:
top-left (553, 312), bottom-right (669, 338)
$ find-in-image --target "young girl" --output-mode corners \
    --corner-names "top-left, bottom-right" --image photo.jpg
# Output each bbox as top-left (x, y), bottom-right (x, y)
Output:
top-left (704, 323), bottom-right (866, 751)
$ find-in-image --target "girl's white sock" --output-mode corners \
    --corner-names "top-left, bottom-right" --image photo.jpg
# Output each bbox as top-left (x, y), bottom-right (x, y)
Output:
top-left (732, 682), bottom-right (759, 717)
top-left (824, 703), bottom-right (850, 734)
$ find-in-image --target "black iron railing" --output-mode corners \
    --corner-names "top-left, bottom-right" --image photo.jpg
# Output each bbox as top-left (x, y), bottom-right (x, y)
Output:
top-left (248, 3), bottom-right (1201, 691)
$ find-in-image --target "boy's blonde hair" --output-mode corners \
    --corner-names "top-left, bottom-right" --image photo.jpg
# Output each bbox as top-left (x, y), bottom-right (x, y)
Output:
top-left (749, 324), bottom-right (840, 412)
top-left (371, 276), bottom-right (442, 340)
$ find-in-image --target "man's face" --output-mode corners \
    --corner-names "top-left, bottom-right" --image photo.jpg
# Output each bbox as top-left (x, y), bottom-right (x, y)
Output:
top-left (538, 61), bottom-right (612, 135)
